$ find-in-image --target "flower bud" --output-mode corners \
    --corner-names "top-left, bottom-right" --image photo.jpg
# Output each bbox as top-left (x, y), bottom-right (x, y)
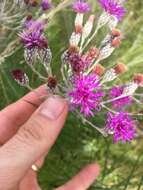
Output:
top-left (47, 76), bottom-right (57, 89)
top-left (111, 28), bottom-right (121, 37)
top-left (12, 69), bottom-right (29, 86)
top-left (114, 62), bottom-right (128, 74)
top-left (26, 13), bottom-right (33, 21)
top-left (111, 37), bottom-right (121, 47)
top-left (86, 47), bottom-right (100, 61)
top-left (93, 64), bottom-right (105, 76)
top-left (133, 73), bottom-right (143, 87)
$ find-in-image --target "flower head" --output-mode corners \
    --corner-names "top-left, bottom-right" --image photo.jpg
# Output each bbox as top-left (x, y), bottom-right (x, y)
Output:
top-left (110, 86), bottom-right (132, 109)
top-left (19, 30), bottom-right (47, 49)
top-left (105, 112), bottom-right (136, 143)
top-left (72, 0), bottom-right (91, 13)
top-left (41, 0), bottom-right (52, 11)
top-left (68, 74), bottom-right (104, 116)
top-left (19, 20), bottom-right (48, 49)
top-left (99, 0), bottom-right (126, 20)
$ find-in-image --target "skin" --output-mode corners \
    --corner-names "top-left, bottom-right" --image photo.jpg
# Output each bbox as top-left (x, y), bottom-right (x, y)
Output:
top-left (0, 85), bottom-right (100, 190)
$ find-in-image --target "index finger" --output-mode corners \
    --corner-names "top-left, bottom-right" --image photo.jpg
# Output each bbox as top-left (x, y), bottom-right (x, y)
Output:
top-left (0, 84), bottom-right (47, 144)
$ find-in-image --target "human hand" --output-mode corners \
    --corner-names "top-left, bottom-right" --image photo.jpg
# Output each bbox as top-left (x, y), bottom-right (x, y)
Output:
top-left (0, 85), bottom-right (100, 190)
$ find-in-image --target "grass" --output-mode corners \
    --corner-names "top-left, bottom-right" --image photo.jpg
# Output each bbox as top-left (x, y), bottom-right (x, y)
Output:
top-left (0, 0), bottom-right (143, 189)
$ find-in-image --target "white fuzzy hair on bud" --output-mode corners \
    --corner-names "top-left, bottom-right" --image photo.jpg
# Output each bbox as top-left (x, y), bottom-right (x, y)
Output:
top-left (75, 13), bottom-right (84, 27)
top-left (69, 32), bottom-right (81, 47)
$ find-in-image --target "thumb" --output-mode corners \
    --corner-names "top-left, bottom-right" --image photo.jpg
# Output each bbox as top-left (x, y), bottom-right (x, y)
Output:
top-left (0, 96), bottom-right (68, 190)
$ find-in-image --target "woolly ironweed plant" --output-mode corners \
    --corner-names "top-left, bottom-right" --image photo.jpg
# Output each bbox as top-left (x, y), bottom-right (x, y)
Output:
top-left (0, 0), bottom-right (143, 190)
top-left (10, 0), bottom-right (143, 143)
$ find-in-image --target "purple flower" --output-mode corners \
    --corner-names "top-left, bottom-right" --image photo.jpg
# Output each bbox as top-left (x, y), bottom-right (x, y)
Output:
top-left (68, 74), bottom-right (104, 116)
top-left (19, 30), bottom-right (48, 49)
top-left (105, 112), bottom-right (136, 143)
top-left (99, 0), bottom-right (126, 20)
top-left (41, 0), bottom-right (52, 11)
top-left (110, 86), bottom-right (132, 109)
top-left (19, 20), bottom-right (48, 49)
top-left (72, 0), bottom-right (91, 13)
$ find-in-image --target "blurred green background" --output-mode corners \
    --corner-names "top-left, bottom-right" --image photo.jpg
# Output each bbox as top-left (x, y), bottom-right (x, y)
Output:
top-left (0, 0), bottom-right (143, 189)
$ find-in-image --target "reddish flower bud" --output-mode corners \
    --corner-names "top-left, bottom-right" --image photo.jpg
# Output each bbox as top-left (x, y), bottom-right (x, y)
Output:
top-left (86, 47), bottom-right (100, 62)
top-left (111, 28), bottom-right (121, 37)
top-left (93, 64), bottom-right (105, 76)
top-left (47, 76), bottom-right (57, 89)
top-left (26, 13), bottom-right (33, 21)
top-left (133, 73), bottom-right (143, 86)
top-left (12, 69), bottom-right (29, 86)
top-left (114, 62), bottom-right (128, 74)
top-left (111, 38), bottom-right (121, 48)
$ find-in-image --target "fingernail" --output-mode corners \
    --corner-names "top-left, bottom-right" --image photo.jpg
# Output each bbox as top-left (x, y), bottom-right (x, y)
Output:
top-left (39, 96), bottom-right (66, 120)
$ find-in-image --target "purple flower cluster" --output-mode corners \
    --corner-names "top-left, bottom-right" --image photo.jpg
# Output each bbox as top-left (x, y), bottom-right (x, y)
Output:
top-left (15, 0), bottom-right (138, 145)
top-left (105, 112), bottom-right (136, 143)
top-left (110, 86), bottom-right (132, 109)
top-left (19, 19), bottom-right (48, 49)
top-left (68, 74), bottom-right (104, 116)
top-left (72, 0), bottom-right (91, 13)
top-left (99, 0), bottom-right (126, 20)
